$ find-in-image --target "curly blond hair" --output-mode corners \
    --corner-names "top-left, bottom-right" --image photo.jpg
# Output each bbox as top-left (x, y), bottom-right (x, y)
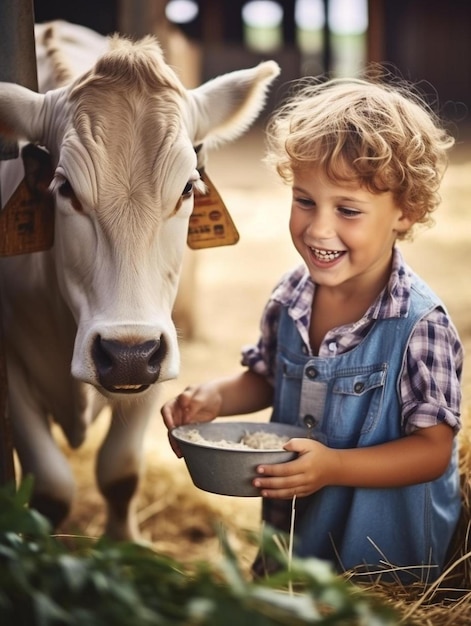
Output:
top-left (265, 75), bottom-right (455, 239)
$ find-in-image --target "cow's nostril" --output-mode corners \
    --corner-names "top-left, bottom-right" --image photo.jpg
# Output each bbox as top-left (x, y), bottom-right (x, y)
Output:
top-left (149, 337), bottom-right (167, 369)
top-left (92, 335), bottom-right (166, 392)
top-left (94, 338), bottom-right (113, 373)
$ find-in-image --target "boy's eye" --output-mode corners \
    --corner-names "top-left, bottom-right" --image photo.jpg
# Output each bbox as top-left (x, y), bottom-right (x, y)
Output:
top-left (338, 206), bottom-right (361, 217)
top-left (294, 196), bottom-right (314, 208)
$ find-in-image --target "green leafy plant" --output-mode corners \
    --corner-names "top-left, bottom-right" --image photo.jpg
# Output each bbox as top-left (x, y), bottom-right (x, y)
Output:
top-left (0, 477), bottom-right (401, 625)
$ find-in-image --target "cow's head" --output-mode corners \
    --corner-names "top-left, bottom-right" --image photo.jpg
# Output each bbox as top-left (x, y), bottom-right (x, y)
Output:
top-left (0, 34), bottom-right (280, 396)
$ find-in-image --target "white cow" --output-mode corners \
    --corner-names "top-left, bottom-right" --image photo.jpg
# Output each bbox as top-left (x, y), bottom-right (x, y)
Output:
top-left (0, 21), bottom-right (279, 539)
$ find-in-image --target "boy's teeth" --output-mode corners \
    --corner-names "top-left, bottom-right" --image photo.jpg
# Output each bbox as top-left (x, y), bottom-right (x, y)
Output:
top-left (311, 248), bottom-right (342, 262)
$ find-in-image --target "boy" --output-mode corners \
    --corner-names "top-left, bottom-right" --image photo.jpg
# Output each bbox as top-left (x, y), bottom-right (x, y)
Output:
top-left (162, 76), bottom-right (463, 583)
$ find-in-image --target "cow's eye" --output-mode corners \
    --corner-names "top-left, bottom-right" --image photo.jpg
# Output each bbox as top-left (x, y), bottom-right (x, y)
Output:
top-left (58, 179), bottom-right (74, 198)
top-left (182, 181), bottom-right (193, 197)
top-left (56, 178), bottom-right (82, 212)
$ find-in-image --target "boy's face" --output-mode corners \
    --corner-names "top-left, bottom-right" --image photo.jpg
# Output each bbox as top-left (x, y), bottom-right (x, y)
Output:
top-left (289, 165), bottom-right (412, 292)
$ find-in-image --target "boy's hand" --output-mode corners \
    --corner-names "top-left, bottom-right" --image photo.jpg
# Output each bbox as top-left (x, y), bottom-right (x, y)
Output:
top-left (254, 423), bottom-right (454, 495)
top-left (161, 383), bottom-right (223, 457)
top-left (253, 438), bottom-right (338, 498)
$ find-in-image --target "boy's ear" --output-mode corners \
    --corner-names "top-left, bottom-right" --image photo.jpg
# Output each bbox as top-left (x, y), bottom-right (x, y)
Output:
top-left (395, 211), bottom-right (414, 234)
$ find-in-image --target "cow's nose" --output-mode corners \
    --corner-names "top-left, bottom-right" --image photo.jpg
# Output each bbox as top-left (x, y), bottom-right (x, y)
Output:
top-left (92, 336), bottom-right (166, 393)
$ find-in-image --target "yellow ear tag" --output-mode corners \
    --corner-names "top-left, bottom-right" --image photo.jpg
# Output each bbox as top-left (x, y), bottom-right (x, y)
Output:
top-left (187, 171), bottom-right (239, 249)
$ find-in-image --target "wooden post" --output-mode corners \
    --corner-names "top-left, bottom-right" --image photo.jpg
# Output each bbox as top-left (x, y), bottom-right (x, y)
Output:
top-left (0, 0), bottom-right (38, 160)
top-left (0, 0), bottom-right (39, 486)
top-left (0, 299), bottom-right (14, 484)
top-left (118, 0), bottom-right (167, 39)
top-left (367, 0), bottom-right (386, 64)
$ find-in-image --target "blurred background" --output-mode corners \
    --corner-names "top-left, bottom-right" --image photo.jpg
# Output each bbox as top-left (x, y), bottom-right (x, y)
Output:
top-left (32, 0), bottom-right (471, 124)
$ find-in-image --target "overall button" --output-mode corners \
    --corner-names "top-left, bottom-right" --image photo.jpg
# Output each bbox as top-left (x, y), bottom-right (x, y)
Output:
top-left (305, 366), bottom-right (317, 379)
top-left (303, 414), bottom-right (317, 429)
top-left (354, 382), bottom-right (365, 393)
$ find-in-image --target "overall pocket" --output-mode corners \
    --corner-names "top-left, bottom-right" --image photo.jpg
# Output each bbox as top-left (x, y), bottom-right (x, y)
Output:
top-left (325, 365), bottom-right (387, 445)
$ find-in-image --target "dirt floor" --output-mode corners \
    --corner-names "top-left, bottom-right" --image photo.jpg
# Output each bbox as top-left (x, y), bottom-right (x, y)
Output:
top-left (62, 123), bottom-right (471, 588)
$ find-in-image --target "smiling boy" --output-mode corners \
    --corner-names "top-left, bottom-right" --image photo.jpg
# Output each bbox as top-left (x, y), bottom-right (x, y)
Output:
top-left (162, 76), bottom-right (463, 583)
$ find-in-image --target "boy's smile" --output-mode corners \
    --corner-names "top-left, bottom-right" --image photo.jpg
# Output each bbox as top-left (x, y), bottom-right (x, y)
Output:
top-left (309, 247), bottom-right (345, 265)
top-left (290, 165), bottom-right (412, 295)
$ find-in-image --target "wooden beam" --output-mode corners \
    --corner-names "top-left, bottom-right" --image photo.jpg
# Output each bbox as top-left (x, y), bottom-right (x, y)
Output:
top-left (118, 0), bottom-right (168, 37)
top-left (0, 0), bottom-right (37, 160)
top-left (0, 299), bottom-right (14, 485)
top-left (0, 0), bottom-right (39, 486)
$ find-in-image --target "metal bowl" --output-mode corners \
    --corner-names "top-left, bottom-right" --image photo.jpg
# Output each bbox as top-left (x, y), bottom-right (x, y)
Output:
top-left (171, 421), bottom-right (307, 497)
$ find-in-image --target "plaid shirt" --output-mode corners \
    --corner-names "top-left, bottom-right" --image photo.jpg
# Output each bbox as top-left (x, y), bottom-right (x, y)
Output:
top-left (242, 247), bottom-right (463, 434)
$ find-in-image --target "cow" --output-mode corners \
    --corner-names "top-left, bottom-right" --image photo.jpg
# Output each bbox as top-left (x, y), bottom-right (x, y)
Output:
top-left (0, 21), bottom-right (279, 540)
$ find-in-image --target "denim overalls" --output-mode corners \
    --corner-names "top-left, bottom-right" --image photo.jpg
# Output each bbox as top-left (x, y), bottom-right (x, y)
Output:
top-left (265, 275), bottom-right (461, 583)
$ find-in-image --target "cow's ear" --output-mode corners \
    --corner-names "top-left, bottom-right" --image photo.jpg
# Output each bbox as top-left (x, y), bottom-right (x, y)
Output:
top-left (0, 83), bottom-right (46, 144)
top-left (189, 60), bottom-right (280, 148)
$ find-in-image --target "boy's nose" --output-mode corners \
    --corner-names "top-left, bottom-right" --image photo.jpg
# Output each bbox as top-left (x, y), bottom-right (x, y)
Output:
top-left (307, 210), bottom-right (335, 239)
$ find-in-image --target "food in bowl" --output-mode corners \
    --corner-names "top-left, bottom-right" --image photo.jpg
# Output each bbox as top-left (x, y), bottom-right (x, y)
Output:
top-left (171, 421), bottom-right (307, 497)
top-left (179, 428), bottom-right (291, 450)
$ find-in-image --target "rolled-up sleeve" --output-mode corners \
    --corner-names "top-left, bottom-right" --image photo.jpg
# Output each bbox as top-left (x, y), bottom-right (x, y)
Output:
top-left (401, 308), bottom-right (463, 435)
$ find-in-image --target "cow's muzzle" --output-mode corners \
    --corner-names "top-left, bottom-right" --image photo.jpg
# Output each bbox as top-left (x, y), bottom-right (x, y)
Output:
top-left (92, 335), bottom-right (166, 393)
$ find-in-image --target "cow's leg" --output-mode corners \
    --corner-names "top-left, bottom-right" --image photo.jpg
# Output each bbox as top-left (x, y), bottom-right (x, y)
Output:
top-left (96, 402), bottom-right (152, 540)
top-left (10, 387), bottom-right (75, 528)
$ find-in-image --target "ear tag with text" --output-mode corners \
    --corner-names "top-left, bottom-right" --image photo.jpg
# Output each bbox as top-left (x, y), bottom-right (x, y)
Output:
top-left (187, 171), bottom-right (239, 249)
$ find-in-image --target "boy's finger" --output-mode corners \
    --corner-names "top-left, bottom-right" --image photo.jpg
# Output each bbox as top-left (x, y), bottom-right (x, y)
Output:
top-left (167, 432), bottom-right (183, 458)
top-left (161, 402), bottom-right (177, 430)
